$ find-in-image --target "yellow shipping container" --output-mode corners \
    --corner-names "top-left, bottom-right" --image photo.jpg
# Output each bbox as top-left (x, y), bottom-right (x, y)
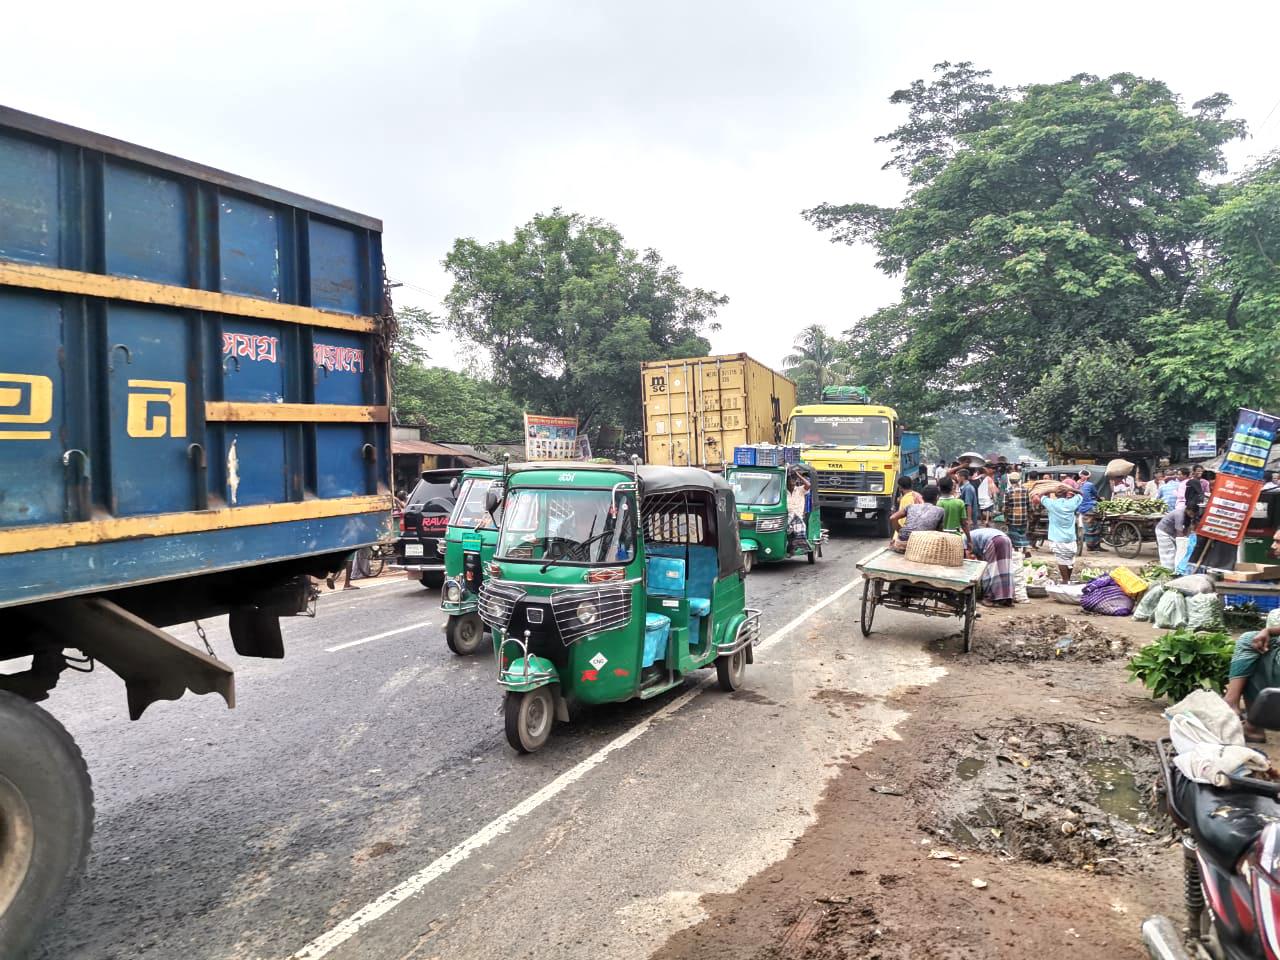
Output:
top-left (640, 353), bottom-right (797, 467)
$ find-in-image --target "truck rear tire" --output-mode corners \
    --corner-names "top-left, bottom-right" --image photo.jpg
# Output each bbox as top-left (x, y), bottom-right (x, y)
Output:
top-left (874, 510), bottom-right (892, 539)
top-left (0, 692), bottom-right (94, 959)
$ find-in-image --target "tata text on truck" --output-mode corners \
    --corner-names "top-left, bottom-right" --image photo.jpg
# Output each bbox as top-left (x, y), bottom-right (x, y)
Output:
top-left (0, 106), bottom-right (392, 956)
top-left (786, 386), bottom-right (919, 536)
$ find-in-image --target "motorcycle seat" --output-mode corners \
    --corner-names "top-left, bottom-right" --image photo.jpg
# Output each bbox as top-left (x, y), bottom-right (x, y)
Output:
top-left (1176, 771), bottom-right (1280, 865)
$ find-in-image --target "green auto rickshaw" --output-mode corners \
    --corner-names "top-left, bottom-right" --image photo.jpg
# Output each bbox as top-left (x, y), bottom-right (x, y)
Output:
top-left (726, 462), bottom-right (824, 573)
top-left (439, 466), bottom-right (505, 654)
top-left (478, 463), bottom-right (760, 753)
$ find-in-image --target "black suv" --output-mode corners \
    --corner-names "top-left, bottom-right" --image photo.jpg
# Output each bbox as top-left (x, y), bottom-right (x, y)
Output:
top-left (395, 469), bottom-right (463, 589)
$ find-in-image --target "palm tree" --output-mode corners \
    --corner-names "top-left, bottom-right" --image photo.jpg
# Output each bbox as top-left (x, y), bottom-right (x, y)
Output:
top-left (784, 325), bottom-right (849, 402)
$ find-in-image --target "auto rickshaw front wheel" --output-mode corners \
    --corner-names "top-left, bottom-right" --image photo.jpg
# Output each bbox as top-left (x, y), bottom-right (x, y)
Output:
top-left (716, 648), bottom-right (747, 691)
top-left (504, 688), bottom-right (555, 753)
top-left (742, 551), bottom-right (754, 574)
top-left (445, 613), bottom-right (485, 656)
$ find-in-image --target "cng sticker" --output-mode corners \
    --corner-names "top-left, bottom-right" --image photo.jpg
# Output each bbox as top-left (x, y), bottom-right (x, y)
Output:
top-left (589, 652), bottom-right (608, 671)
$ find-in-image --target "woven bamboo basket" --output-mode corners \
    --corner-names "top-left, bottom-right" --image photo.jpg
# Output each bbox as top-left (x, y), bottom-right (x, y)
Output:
top-left (904, 530), bottom-right (964, 567)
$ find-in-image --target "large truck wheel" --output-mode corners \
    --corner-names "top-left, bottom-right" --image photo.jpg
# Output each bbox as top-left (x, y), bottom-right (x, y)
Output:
top-left (874, 509), bottom-right (892, 539)
top-left (0, 692), bottom-right (94, 959)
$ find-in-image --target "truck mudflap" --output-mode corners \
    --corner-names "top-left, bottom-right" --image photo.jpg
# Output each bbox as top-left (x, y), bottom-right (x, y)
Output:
top-left (24, 597), bottom-right (234, 720)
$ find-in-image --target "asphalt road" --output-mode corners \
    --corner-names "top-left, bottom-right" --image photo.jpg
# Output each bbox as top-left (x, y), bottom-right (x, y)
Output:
top-left (34, 533), bottom-right (957, 960)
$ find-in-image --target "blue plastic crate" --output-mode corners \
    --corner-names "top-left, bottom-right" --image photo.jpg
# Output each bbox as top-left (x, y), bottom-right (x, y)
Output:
top-left (733, 446), bottom-right (757, 466)
top-left (782, 445), bottom-right (802, 464)
top-left (755, 445), bottom-right (785, 467)
top-left (1221, 593), bottom-right (1280, 612)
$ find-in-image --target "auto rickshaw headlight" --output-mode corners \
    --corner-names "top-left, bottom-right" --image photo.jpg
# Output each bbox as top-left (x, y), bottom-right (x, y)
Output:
top-left (444, 581), bottom-right (462, 603)
top-left (576, 601), bottom-right (598, 625)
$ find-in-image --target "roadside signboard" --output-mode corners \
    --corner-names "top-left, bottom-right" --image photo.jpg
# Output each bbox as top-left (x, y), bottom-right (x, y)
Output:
top-left (1188, 421), bottom-right (1217, 459)
top-left (1219, 408), bottom-right (1279, 482)
top-left (524, 413), bottom-right (579, 460)
top-left (1196, 472), bottom-right (1264, 545)
top-left (1196, 408), bottom-right (1278, 546)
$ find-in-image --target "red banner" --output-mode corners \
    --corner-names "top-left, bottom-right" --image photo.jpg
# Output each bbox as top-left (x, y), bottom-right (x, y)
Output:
top-left (1196, 472), bottom-right (1264, 545)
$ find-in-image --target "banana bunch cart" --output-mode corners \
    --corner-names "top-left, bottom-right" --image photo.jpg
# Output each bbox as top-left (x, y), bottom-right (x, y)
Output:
top-left (1098, 512), bottom-right (1158, 558)
top-left (855, 546), bottom-right (988, 652)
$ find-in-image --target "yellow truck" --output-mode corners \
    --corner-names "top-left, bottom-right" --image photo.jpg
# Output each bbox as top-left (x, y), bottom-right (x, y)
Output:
top-left (785, 387), bottom-right (920, 535)
top-left (641, 354), bottom-right (797, 468)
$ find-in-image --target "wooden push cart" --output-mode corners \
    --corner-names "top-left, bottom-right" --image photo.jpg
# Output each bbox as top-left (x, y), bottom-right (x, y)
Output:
top-left (855, 547), bottom-right (989, 652)
top-left (1099, 513), bottom-right (1158, 558)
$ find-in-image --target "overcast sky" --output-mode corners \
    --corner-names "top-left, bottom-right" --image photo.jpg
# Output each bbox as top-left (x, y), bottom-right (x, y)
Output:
top-left (7, 1), bottom-right (1280, 371)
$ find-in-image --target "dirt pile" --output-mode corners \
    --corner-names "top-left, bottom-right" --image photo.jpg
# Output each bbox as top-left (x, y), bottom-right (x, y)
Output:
top-left (971, 614), bottom-right (1137, 663)
top-left (918, 721), bottom-right (1166, 871)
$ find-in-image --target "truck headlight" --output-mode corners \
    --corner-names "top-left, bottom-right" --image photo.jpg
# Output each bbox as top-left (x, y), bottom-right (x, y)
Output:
top-left (576, 601), bottom-right (598, 625)
top-left (868, 482), bottom-right (884, 492)
top-left (444, 580), bottom-right (462, 603)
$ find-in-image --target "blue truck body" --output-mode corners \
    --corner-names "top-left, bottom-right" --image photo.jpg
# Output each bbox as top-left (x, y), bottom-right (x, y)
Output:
top-left (0, 105), bottom-right (393, 609)
top-left (0, 106), bottom-right (396, 957)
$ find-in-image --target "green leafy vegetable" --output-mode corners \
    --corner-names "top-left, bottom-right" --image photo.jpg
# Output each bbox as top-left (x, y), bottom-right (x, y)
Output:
top-left (1126, 629), bottom-right (1235, 702)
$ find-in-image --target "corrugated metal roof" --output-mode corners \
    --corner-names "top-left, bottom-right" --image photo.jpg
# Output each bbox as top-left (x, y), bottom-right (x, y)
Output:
top-left (392, 439), bottom-right (469, 456)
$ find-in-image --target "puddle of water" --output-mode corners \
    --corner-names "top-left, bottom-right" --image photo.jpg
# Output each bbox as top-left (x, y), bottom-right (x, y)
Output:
top-left (1086, 759), bottom-right (1146, 826)
top-left (956, 757), bottom-right (984, 782)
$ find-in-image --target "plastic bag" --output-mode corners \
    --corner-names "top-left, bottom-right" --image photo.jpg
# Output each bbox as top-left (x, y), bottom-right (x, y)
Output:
top-left (1111, 567), bottom-right (1148, 598)
top-left (1166, 574), bottom-right (1216, 596)
top-left (1176, 534), bottom-right (1199, 576)
top-left (1011, 555), bottom-right (1029, 603)
top-left (1081, 576), bottom-right (1135, 616)
top-left (1046, 583), bottom-right (1086, 605)
top-left (1186, 593), bottom-right (1225, 633)
top-left (1154, 590), bottom-right (1189, 630)
top-left (1027, 563), bottom-right (1051, 586)
top-left (1133, 583), bottom-right (1166, 622)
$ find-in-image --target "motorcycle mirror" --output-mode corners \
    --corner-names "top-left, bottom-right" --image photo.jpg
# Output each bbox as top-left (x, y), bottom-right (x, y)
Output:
top-left (1248, 687), bottom-right (1280, 731)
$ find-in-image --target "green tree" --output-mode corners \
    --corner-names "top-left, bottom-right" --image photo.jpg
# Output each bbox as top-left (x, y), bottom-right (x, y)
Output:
top-left (784, 324), bottom-right (850, 403)
top-left (443, 210), bottom-right (723, 436)
top-left (805, 64), bottom-right (1255, 446)
top-left (394, 365), bottom-right (524, 444)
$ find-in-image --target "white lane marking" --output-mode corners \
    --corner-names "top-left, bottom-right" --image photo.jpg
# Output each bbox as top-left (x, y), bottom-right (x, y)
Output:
top-left (324, 620), bottom-right (436, 653)
top-left (289, 574), bottom-right (863, 960)
top-left (317, 576), bottom-right (414, 598)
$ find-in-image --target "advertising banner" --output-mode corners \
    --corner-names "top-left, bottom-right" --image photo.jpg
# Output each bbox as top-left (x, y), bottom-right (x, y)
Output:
top-left (1187, 421), bottom-right (1217, 459)
top-left (1220, 408), bottom-right (1279, 482)
top-left (524, 413), bottom-right (579, 461)
top-left (1196, 472), bottom-right (1265, 546)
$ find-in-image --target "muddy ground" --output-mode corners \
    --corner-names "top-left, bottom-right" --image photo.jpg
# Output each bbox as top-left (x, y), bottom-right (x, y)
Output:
top-left (652, 604), bottom-right (1183, 960)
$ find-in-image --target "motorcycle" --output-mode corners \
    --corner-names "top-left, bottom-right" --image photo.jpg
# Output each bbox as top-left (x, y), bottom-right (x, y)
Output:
top-left (1144, 687), bottom-right (1280, 960)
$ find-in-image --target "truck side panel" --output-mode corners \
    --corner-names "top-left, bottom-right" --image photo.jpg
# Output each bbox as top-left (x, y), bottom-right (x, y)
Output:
top-left (0, 110), bottom-right (391, 610)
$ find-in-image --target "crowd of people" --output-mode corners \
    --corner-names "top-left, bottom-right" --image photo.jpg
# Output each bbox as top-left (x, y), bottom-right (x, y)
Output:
top-left (888, 456), bottom-right (1231, 609)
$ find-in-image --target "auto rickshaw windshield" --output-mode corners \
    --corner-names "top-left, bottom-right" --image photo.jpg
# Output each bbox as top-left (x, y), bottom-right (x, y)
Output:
top-left (450, 478), bottom-right (502, 529)
top-left (495, 487), bottom-right (635, 564)
top-left (729, 471), bottom-right (782, 506)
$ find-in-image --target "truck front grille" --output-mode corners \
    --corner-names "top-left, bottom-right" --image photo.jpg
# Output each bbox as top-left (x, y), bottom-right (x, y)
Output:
top-left (815, 470), bottom-right (884, 491)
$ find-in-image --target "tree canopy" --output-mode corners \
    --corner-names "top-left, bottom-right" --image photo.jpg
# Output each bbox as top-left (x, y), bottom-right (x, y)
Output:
top-left (443, 210), bottom-right (723, 436)
top-left (784, 324), bottom-right (850, 403)
top-left (806, 63), bottom-right (1275, 451)
top-left (388, 305), bottom-right (523, 444)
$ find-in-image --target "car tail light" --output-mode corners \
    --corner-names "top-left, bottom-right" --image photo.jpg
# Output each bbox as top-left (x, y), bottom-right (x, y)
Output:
top-left (399, 515), bottom-right (405, 534)
top-left (1253, 825), bottom-right (1280, 958)
top-left (587, 568), bottom-right (624, 583)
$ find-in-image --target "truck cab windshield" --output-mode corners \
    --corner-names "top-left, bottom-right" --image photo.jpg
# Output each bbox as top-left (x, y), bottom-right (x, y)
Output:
top-left (496, 488), bottom-right (635, 564)
top-left (729, 472), bottom-right (782, 506)
top-left (792, 415), bottom-right (891, 449)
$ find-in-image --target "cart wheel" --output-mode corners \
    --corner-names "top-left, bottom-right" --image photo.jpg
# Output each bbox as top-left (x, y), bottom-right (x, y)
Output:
top-left (445, 613), bottom-right (484, 656)
top-left (1112, 520), bottom-right (1142, 559)
top-left (807, 549), bottom-right (816, 565)
top-left (961, 590), bottom-right (977, 653)
top-left (504, 688), bottom-right (555, 753)
top-left (860, 579), bottom-right (877, 637)
top-left (716, 648), bottom-right (747, 691)
top-left (742, 551), bottom-right (754, 575)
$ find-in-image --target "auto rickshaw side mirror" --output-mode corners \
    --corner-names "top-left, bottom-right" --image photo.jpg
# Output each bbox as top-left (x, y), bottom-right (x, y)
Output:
top-left (894, 424), bottom-right (903, 445)
top-left (485, 485), bottom-right (503, 517)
